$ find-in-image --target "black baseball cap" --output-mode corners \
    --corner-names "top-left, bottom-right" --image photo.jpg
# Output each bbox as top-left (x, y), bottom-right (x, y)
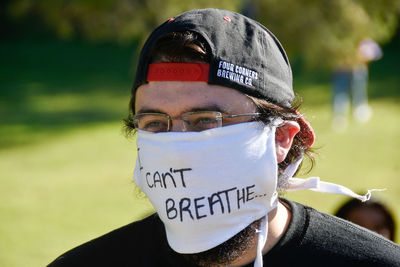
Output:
top-left (133, 8), bottom-right (294, 108)
top-left (133, 8), bottom-right (315, 146)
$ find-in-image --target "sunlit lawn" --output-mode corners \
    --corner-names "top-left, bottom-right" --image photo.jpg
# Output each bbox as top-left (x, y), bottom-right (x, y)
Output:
top-left (1, 38), bottom-right (399, 266)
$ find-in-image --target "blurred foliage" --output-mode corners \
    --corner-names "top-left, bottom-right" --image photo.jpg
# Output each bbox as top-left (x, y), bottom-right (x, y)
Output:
top-left (251, 0), bottom-right (400, 68)
top-left (5, 0), bottom-right (241, 42)
top-left (4, 0), bottom-right (400, 68)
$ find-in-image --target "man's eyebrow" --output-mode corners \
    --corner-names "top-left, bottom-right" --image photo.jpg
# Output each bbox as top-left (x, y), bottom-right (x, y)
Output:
top-left (188, 105), bottom-right (228, 113)
top-left (136, 105), bottom-right (230, 115)
top-left (136, 108), bottom-right (164, 114)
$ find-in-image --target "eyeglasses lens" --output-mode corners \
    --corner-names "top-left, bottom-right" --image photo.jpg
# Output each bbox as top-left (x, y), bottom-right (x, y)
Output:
top-left (134, 114), bottom-right (170, 133)
top-left (183, 111), bottom-right (222, 132)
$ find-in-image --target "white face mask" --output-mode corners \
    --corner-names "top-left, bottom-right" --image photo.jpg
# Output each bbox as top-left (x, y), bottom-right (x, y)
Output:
top-left (134, 122), bottom-right (279, 254)
top-left (134, 121), bottom-right (382, 267)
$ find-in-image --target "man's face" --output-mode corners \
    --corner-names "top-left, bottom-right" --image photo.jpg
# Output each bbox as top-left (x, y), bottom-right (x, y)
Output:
top-left (134, 81), bottom-right (300, 265)
top-left (135, 81), bottom-right (257, 131)
top-left (135, 81), bottom-right (261, 265)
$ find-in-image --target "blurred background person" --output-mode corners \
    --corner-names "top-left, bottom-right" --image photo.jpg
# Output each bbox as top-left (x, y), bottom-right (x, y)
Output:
top-left (335, 197), bottom-right (396, 242)
top-left (332, 39), bottom-right (382, 131)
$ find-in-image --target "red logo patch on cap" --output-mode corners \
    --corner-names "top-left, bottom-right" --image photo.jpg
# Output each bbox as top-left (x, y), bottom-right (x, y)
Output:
top-left (147, 63), bottom-right (209, 82)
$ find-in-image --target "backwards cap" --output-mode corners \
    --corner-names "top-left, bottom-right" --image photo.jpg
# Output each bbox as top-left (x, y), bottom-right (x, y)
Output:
top-left (134, 8), bottom-right (293, 107)
top-left (133, 8), bottom-right (314, 146)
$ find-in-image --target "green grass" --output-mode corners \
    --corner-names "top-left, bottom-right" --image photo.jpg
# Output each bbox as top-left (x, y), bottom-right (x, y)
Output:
top-left (1, 37), bottom-right (399, 266)
top-left (0, 38), bottom-right (136, 148)
top-left (0, 123), bottom-right (154, 267)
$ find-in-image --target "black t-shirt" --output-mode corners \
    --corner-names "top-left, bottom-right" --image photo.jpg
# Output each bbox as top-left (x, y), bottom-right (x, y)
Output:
top-left (48, 199), bottom-right (400, 266)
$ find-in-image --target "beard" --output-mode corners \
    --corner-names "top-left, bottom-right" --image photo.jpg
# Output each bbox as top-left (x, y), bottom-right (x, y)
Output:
top-left (181, 173), bottom-right (287, 267)
top-left (182, 219), bottom-right (260, 267)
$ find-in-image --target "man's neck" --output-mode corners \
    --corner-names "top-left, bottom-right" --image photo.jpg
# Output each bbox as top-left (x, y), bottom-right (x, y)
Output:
top-left (229, 201), bottom-right (292, 266)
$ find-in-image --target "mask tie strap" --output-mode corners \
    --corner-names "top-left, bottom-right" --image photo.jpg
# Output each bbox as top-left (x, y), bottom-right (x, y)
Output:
top-left (283, 156), bottom-right (386, 201)
top-left (286, 177), bottom-right (386, 201)
top-left (254, 214), bottom-right (268, 267)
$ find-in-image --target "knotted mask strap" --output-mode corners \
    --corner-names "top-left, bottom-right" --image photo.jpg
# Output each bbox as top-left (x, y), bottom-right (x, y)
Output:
top-left (283, 156), bottom-right (386, 202)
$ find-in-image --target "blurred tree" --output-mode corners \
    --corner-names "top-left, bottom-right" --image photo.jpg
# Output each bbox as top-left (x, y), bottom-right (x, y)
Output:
top-left (5, 0), bottom-right (400, 68)
top-left (5, 0), bottom-right (241, 42)
top-left (250, 0), bottom-right (400, 68)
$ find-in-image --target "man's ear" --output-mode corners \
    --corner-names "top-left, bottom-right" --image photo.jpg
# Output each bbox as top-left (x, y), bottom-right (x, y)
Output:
top-left (275, 121), bottom-right (300, 163)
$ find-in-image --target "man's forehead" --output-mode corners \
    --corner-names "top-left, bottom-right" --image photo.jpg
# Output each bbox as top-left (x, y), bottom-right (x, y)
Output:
top-left (134, 81), bottom-right (256, 114)
top-left (136, 81), bottom-right (249, 98)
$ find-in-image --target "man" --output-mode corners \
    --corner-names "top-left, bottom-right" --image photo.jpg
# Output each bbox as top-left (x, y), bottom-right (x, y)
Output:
top-left (49, 9), bottom-right (400, 267)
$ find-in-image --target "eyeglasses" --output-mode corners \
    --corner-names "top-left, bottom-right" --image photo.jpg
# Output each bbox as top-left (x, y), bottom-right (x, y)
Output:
top-left (133, 111), bottom-right (260, 133)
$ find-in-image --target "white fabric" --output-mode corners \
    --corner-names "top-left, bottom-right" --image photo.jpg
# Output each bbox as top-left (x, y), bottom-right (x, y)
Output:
top-left (134, 121), bottom-right (384, 267)
top-left (254, 215), bottom-right (268, 267)
top-left (283, 156), bottom-right (386, 202)
top-left (134, 122), bottom-right (279, 254)
top-left (287, 177), bottom-right (386, 202)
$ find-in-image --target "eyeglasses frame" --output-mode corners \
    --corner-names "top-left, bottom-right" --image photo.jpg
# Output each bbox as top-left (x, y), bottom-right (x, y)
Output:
top-left (132, 111), bottom-right (261, 132)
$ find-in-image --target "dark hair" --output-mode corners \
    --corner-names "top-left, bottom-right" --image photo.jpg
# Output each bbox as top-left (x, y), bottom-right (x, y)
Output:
top-left (247, 96), bottom-right (315, 183)
top-left (335, 198), bottom-right (396, 241)
top-left (125, 31), bottom-right (315, 179)
top-left (150, 31), bottom-right (209, 63)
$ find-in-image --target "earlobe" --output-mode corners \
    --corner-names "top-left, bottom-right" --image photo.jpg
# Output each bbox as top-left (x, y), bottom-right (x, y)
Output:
top-left (275, 121), bottom-right (300, 163)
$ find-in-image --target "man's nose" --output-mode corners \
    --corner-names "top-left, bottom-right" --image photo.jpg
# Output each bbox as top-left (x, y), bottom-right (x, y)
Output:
top-left (170, 119), bottom-right (186, 132)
